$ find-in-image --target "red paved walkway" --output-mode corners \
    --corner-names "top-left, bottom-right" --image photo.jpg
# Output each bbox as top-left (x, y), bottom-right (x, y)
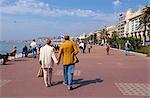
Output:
top-left (0, 46), bottom-right (149, 98)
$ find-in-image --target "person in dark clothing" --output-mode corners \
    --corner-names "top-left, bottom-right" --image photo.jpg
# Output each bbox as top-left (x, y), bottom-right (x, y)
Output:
top-left (0, 53), bottom-right (8, 65)
top-left (83, 43), bottom-right (86, 53)
top-left (22, 45), bottom-right (28, 57)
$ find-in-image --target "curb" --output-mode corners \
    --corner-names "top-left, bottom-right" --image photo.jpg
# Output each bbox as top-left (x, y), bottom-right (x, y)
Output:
top-left (111, 47), bottom-right (147, 57)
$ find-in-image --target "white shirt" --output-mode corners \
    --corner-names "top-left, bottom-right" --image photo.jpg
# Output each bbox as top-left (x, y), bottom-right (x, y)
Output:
top-left (30, 41), bottom-right (37, 48)
top-left (125, 42), bottom-right (131, 48)
top-left (39, 45), bottom-right (58, 68)
top-left (79, 43), bottom-right (84, 48)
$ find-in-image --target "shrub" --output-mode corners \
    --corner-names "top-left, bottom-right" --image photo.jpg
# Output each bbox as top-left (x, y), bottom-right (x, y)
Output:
top-left (109, 37), bottom-right (142, 49)
top-left (133, 46), bottom-right (150, 57)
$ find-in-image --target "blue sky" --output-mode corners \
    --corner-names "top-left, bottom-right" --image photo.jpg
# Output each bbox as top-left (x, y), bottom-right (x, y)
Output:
top-left (0, 0), bottom-right (149, 40)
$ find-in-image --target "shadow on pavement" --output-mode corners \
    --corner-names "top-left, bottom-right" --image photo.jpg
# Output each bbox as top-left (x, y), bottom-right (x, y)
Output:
top-left (0, 62), bottom-right (14, 65)
top-left (14, 59), bottom-right (29, 62)
top-left (73, 78), bottom-right (104, 89)
top-left (52, 81), bottom-right (63, 86)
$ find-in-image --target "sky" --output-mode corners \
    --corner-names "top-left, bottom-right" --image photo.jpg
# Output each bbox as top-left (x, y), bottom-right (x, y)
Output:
top-left (0, 0), bottom-right (149, 40)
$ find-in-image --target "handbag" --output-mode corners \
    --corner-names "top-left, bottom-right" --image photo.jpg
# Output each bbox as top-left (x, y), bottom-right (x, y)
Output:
top-left (73, 55), bottom-right (79, 64)
top-left (37, 67), bottom-right (43, 77)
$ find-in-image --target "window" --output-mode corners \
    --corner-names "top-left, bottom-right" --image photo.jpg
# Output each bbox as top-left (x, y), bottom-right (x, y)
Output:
top-left (132, 20), bottom-right (134, 31)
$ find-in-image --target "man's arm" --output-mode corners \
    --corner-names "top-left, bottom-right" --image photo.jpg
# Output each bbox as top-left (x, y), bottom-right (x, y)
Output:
top-left (51, 48), bottom-right (58, 64)
top-left (72, 41), bottom-right (79, 55)
top-left (57, 44), bottom-right (63, 64)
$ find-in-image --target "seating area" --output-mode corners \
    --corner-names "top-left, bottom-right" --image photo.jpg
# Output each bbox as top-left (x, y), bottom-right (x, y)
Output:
top-left (0, 53), bottom-right (9, 65)
top-left (0, 53), bottom-right (16, 65)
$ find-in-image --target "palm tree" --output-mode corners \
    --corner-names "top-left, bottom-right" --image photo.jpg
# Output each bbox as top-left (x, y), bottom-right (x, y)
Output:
top-left (110, 31), bottom-right (119, 48)
top-left (99, 28), bottom-right (109, 43)
top-left (138, 4), bottom-right (150, 45)
top-left (111, 31), bottom-right (118, 40)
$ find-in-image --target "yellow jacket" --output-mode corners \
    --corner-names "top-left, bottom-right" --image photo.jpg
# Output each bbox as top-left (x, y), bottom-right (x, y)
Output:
top-left (58, 41), bottom-right (79, 65)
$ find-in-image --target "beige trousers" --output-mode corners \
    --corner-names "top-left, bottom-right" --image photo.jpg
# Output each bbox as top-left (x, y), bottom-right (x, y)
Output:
top-left (43, 68), bottom-right (52, 86)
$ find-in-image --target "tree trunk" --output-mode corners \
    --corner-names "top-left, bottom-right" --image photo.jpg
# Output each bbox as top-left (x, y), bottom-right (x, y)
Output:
top-left (143, 25), bottom-right (147, 45)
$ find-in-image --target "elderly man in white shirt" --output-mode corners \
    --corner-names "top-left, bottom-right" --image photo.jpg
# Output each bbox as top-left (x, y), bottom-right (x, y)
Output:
top-left (79, 42), bottom-right (84, 53)
top-left (39, 38), bottom-right (58, 87)
top-left (30, 39), bottom-right (37, 58)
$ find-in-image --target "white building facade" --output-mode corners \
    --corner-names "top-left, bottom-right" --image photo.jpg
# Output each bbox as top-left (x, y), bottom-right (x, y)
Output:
top-left (118, 7), bottom-right (149, 42)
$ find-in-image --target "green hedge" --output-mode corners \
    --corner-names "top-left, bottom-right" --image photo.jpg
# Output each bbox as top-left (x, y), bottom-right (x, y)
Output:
top-left (109, 37), bottom-right (142, 49)
top-left (133, 46), bottom-right (150, 57)
top-left (109, 37), bottom-right (150, 57)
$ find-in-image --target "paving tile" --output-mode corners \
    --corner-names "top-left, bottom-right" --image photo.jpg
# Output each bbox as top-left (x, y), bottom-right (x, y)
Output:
top-left (115, 83), bottom-right (150, 96)
top-left (54, 69), bottom-right (80, 76)
top-left (0, 80), bottom-right (11, 87)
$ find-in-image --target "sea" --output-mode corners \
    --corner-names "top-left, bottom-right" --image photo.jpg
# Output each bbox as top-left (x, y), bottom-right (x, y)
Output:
top-left (0, 41), bottom-right (43, 54)
top-left (0, 39), bottom-right (62, 54)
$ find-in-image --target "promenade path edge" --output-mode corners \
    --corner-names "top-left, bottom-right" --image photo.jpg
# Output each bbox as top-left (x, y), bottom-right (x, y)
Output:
top-left (0, 46), bottom-right (150, 98)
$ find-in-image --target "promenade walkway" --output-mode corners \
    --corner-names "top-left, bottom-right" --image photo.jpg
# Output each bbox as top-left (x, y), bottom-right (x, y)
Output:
top-left (0, 46), bottom-right (149, 98)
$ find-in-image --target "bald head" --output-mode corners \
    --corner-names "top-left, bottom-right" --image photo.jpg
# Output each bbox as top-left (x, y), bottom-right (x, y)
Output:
top-left (45, 38), bottom-right (51, 45)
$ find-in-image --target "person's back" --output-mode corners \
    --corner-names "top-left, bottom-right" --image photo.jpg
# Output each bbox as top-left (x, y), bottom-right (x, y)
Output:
top-left (30, 41), bottom-right (37, 48)
top-left (57, 35), bottom-right (78, 90)
top-left (125, 41), bottom-right (131, 49)
top-left (23, 46), bottom-right (28, 52)
top-left (125, 40), bottom-right (131, 55)
top-left (30, 39), bottom-right (37, 58)
top-left (106, 43), bottom-right (110, 55)
top-left (40, 45), bottom-right (56, 68)
top-left (22, 46), bottom-right (28, 57)
top-left (79, 42), bottom-right (84, 49)
top-left (59, 41), bottom-right (75, 65)
top-left (39, 38), bottom-right (58, 87)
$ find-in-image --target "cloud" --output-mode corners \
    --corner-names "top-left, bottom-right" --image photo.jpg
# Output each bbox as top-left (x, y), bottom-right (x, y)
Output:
top-left (113, 0), bottom-right (122, 6)
top-left (0, 0), bottom-right (5, 5)
top-left (0, 0), bottom-right (113, 17)
top-left (0, 0), bottom-right (96, 17)
top-left (0, 0), bottom-right (118, 22)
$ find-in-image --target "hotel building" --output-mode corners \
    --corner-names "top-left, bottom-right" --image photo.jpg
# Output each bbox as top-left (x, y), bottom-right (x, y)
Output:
top-left (117, 7), bottom-right (149, 41)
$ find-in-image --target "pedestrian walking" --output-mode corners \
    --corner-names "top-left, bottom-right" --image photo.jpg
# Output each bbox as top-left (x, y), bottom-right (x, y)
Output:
top-left (124, 40), bottom-right (132, 55)
top-left (106, 43), bottom-right (110, 55)
top-left (57, 35), bottom-right (79, 90)
top-left (79, 42), bottom-right (84, 53)
top-left (30, 39), bottom-right (37, 58)
top-left (87, 44), bottom-right (92, 53)
top-left (83, 42), bottom-right (86, 53)
top-left (39, 38), bottom-right (58, 87)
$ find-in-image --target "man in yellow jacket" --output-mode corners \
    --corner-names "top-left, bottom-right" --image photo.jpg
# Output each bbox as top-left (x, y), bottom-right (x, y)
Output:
top-left (58, 35), bottom-right (78, 90)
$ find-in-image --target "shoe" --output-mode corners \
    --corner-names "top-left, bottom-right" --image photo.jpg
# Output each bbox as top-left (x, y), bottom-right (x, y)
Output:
top-left (45, 84), bottom-right (50, 87)
top-left (63, 82), bottom-right (67, 86)
top-left (50, 83), bottom-right (54, 86)
top-left (45, 85), bottom-right (50, 87)
top-left (67, 86), bottom-right (73, 90)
